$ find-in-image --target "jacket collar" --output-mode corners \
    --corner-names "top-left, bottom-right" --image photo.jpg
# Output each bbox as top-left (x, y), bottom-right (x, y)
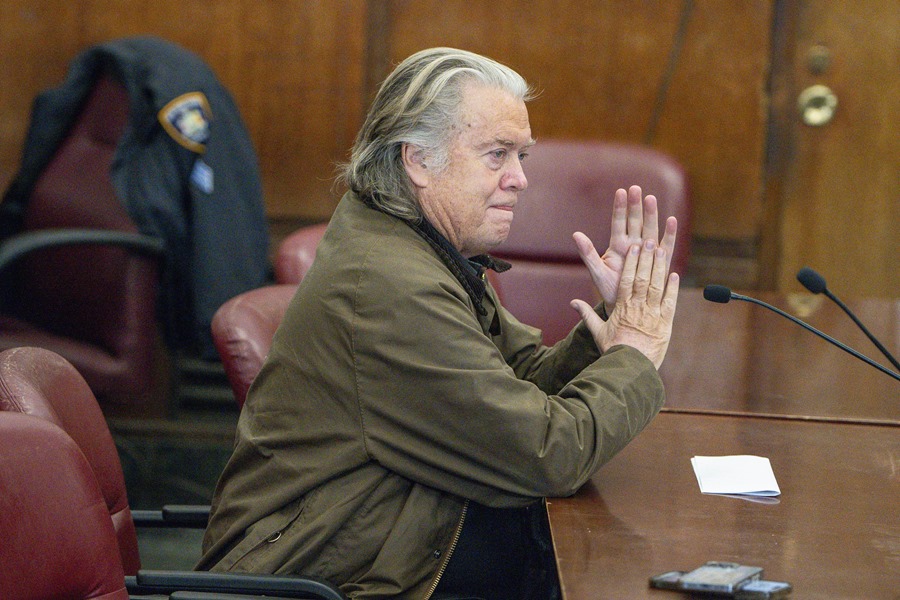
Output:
top-left (404, 216), bottom-right (510, 316)
top-left (358, 193), bottom-right (510, 316)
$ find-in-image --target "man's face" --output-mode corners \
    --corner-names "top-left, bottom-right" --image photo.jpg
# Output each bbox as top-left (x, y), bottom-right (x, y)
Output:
top-left (412, 82), bottom-right (533, 257)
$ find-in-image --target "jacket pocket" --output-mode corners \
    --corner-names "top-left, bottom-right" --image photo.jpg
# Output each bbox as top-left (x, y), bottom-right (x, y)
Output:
top-left (224, 494), bottom-right (308, 572)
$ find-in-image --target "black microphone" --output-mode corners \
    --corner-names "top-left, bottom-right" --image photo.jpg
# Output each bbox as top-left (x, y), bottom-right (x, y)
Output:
top-left (703, 285), bottom-right (900, 382)
top-left (797, 266), bottom-right (900, 371)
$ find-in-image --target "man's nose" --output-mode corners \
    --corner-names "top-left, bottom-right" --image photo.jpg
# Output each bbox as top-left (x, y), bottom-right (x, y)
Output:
top-left (502, 157), bottom-right (528, 192)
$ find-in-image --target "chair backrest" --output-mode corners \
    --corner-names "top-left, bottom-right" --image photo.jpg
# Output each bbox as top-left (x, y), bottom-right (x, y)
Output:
top-left (0, 73), bottom-right (162, 411)
top-left (489, 140), bottom-right (691, 344)
top-left (0, 346), bottom-right (141, 575)
top-left (274, 222), bottom-right (328, 284)
top-left (211, 284), bottom-right (299, 407)
top-left (0, 412), bottom-right (129, 600)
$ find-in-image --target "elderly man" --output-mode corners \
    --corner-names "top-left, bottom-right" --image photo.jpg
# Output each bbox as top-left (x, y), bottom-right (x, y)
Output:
top-left (200, 48), bottom-right (679, 599)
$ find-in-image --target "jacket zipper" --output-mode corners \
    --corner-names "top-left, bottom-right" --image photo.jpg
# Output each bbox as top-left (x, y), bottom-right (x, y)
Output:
top-left (423, 499), bottom-right (469, 600)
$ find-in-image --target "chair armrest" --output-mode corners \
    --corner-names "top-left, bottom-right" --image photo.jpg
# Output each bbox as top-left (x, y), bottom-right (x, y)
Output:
top-left (131, 504), bottom-right (211, 528)
top-left (168, 592), bottom-right (307, 600)
top-left (128, 570), bottom-right (347, 600)
top-left (0, 228), bottom-right (165, 274)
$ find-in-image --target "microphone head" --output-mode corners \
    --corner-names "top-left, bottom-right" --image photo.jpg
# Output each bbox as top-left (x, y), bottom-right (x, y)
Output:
top-left (703, 285), bottom-right (733, 304)
top-left (797, 266), bottom-right (827, 294)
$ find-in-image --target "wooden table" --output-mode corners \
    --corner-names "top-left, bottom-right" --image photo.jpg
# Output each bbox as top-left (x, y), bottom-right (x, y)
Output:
top-left (659, 288), bottom-right (899, 423)
top-left (546, 412), bottom-right (900, 599)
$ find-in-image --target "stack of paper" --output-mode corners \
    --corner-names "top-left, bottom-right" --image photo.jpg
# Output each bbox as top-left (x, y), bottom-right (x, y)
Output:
top-left (691, 455), bottom-right (781, 502)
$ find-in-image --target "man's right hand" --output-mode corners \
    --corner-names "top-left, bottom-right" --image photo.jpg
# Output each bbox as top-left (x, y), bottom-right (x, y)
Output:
top-left (573, 185), bottom-right (678, 309)
top-left (571, 238), bottom-right (679, 369)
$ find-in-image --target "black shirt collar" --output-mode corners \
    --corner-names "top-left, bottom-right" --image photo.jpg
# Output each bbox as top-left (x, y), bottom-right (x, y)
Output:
top-left (404, 216), bottom-right (510, 316)
top-left (359, 194), bottom-right (510, 315)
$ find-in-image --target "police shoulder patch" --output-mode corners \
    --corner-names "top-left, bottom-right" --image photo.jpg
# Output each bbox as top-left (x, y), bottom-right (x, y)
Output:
top-left (158, 92), bottom-right (213, 153)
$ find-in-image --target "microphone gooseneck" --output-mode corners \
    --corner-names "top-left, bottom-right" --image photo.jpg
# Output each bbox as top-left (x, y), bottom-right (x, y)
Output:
top-left (796, 267), bottom-right (900, 371)
top-left (702, 285), bottom-right (900, 382)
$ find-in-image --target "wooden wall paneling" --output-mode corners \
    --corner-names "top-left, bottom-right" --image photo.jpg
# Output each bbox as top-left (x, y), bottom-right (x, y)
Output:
top-left (649, 0), bottom-right (772, 241)
top-left (382, 0), bottom-right (683, 141)
top-left (651, 0), bottom-right (773, 289)
top-left (213, 1), bottom-right (368, 220)
top-left (515, 1), bottom-right (684, 142)
top-left (362, 0), bottom-right (394, 101)
top-left (0, 1), bottom-right (84, 194)
top-left (78, 0), bottom-right (368, 221)
top-left (2, 1), bottom-right (895, 298)
top-left (756, 0), bottom-right (800, 291)
top-left (773, 0), bottom-right (899, 297)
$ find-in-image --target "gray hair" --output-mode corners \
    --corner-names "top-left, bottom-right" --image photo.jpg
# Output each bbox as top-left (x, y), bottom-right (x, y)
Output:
top-left (339, 47), bottom-right (534, 221)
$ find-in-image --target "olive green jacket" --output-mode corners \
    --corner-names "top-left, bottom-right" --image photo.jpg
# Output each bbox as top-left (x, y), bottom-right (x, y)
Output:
top-left (199, 192), bottom-right (665, 598)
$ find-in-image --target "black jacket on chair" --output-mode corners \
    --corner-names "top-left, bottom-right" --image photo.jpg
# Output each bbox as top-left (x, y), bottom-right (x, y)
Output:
top-left (2, 36), bottom-right (270, 359)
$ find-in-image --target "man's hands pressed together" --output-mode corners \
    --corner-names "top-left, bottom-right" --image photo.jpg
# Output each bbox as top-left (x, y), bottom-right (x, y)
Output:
top-left (570, 185), bottom-right (680, 369)
top-left (572, 185), bottom-right (678, 308)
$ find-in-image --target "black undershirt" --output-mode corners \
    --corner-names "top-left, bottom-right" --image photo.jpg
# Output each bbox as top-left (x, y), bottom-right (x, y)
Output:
top-left (432, 501), bottom-right (534, 600)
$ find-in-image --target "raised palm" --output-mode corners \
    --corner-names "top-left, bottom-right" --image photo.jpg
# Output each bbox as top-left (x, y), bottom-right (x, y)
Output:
top-left (574, 185), bottom-right (678, 308)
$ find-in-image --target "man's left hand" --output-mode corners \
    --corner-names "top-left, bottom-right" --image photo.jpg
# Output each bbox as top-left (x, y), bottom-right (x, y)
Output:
top-left (573, 185), bottom-right (678, 308)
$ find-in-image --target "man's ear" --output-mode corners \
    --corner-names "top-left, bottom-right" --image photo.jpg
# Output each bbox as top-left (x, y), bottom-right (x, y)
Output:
top-left (401, 143), bottom-right (430, 189)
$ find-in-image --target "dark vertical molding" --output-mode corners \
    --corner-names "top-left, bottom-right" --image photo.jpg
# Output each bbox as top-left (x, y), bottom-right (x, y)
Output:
top-left (757, 0), bottom-right (800, 289)
top-left (363, 0), bottom-right (393, 103)
top-left (644, 0), bottom-right (694, 145)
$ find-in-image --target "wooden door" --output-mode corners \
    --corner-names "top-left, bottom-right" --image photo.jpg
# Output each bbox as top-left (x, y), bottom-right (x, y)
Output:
top-left (762, 0), bottom-right (899, 298)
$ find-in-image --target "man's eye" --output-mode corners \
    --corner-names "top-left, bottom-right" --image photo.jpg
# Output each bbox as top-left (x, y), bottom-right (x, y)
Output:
top-left (518, 151), bottom-right (529, 162)
top-left (491, 149), bottom-right (507, 160)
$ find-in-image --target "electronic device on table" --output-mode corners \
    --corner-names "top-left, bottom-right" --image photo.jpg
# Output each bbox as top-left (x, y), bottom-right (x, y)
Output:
top-left (650, 561), bottom-right (792, 599)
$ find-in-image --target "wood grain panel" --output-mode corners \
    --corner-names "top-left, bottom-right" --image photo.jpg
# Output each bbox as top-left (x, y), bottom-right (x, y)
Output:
top-left (651, 0), bottom-right (772, 240)
top-left (384, 0), bottom-right (772, 243)
top-left (78, 0), bottom-right (368, 220)
top-left (0, 1), bottom-right (773, 245)
top-left (775, 0), bottom-right (899, 297)
top-left (0, 2), bottom-right (83, 192)
top-left (384, 0), bottom-right (682, 139)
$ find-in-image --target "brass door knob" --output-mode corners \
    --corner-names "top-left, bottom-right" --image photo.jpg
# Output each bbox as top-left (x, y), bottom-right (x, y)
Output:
top-left (798, 84), bottom-right (838, 126)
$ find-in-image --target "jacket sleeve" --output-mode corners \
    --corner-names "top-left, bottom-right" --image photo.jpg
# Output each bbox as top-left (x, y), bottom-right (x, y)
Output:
top-left (485, 283), bottom-right (607, 396)
top-left (353, 248), bottom-right (665, 507)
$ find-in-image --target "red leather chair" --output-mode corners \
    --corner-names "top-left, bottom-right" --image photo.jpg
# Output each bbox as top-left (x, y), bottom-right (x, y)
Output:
top-left (0, 346), bottom-right (143, 573)
top-left (0, 346), bottom-right (347, 599)
top-left (274, 222), bottom-right (328, 284)
top-left (211, 284), bottom-right (298, 407)
top-left (0, 74), bottom-right (167, 417)
top-left (0, 412), bottom-right (130, 600)
top-left (0, 409), bottom-right (344, 600)
top-left (0, 345), bottom-right (214, 574)
top-left (488, 140), bottom-right (691, 344)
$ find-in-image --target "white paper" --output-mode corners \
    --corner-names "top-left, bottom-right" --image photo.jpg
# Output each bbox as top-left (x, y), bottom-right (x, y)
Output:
top-left (691, 455), bottom-right (781, 497)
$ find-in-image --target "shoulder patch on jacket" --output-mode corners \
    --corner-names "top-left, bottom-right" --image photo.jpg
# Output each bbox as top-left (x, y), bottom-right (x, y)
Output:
top-left (159, 92), bottom-right (212, 153)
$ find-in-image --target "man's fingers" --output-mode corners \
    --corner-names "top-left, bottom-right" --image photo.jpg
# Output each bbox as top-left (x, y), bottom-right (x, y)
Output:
top-left (625, 186), bottom-right (643, 239)
top-left (646, 246), bottom-right (668, 305)
top-left (572, 231), bottom-right (599, 264)
top-left (661, 216), bottom-right (678, 273)
top-left (662, 272), bottom-right (680, 322)
top-left (573, 231), bottom-right (609, 292)
top-left (609, 189), bottom-right (628, 241)
top-left (630, 239), bottom-right (656, 303)
top-left (617, 243), bottom-right (641, 301)
top-left (640, 191), bottom-right (659, 242)
top-left (570, 299), bottom-right (605, 335)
